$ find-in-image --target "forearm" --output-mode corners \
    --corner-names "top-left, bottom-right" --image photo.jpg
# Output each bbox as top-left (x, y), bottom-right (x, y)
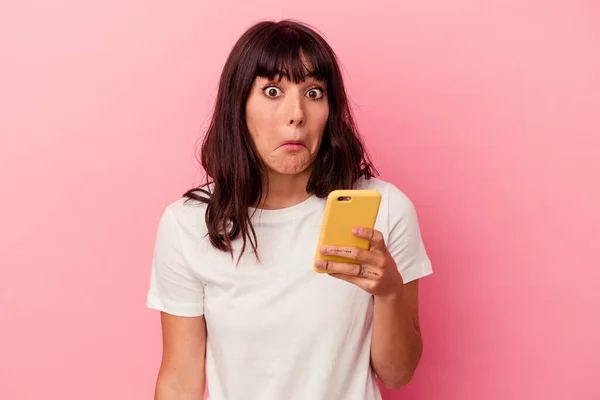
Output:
top-left (155, 371), bottom-right (205, 400)
top-left (370, 287), bottom-right (423, 389)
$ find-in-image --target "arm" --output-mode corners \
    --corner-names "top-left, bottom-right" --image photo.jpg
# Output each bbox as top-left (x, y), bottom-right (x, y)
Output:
top-left (315, 185), bottom-right (432, 390)
top-left (147, 207), bottom-right (208, 398)
top-left (370, 185), bottom-right (430, 389)
top-left (371, 280), bottom-right (422, 389)
top-left (317, 239), bottom-right (426, 390)
top-left (155, 313), bottom-right (207, 400)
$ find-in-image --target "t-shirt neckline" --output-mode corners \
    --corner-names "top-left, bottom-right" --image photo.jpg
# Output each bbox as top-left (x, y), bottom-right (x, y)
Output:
top-left (249, 194), bottom-right (322, 222)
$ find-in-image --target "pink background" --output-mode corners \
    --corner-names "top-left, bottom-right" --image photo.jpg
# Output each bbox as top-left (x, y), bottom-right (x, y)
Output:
top-left (1, 1), bottom-right (599, 399)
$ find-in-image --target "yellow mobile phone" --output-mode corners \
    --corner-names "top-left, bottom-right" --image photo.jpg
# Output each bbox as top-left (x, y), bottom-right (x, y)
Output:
top-left (314, 189), bottom-right (382, 273)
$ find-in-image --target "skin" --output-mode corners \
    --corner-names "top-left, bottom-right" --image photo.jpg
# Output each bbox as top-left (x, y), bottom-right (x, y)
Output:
top-left (316, 228), bottom-right (423, 389)
top-left (245, 74), bottom-right (424, 387)
top-left (155, 313), bottom-right (206, 399)
top-left (155, 69), bottom-right (423, 399)
top-left (245, 73), bottom-right (329, 209)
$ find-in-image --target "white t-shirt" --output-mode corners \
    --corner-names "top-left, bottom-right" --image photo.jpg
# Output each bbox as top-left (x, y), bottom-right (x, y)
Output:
top-left (147, 177), bottom-right (433, 400)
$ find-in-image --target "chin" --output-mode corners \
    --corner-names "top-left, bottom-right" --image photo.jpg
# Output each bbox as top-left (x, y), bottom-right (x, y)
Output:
top-left (270, 159), bottom-right (312, 176)
top-left (275, 166), bottom-right (310, 175)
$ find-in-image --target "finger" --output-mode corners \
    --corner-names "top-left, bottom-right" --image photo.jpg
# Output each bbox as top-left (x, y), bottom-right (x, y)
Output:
top-left (314, 260), bottom-right (356, 275)
top-left (328, 273), bottom-right (375, 291)
top-left (314, 260), bottom-right (380, 278)
top-left (319, 245), bottom-right (378, 264)
top-left (352, 227), bottom-right (385, 248)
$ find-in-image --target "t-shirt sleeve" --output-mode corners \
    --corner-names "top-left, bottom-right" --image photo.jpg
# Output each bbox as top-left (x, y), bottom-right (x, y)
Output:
top-left (146, 206), bottom-right (205, 317)
top-left (385, 184), bottom-right (433, 284)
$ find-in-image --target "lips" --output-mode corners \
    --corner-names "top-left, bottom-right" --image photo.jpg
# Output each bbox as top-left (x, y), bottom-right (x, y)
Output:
top-left (280, 140), bottom-right (306, 148)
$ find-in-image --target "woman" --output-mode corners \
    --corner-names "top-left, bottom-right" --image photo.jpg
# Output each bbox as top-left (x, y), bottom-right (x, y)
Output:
top-left (147, 19), bottom-right (433, 400)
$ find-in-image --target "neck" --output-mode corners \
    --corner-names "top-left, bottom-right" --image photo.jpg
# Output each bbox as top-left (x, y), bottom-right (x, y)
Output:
top-left (256, 168), bottom-right (312, 210)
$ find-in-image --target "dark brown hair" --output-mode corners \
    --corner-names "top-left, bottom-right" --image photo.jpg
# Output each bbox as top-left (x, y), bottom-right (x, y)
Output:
top-left (183, 19), bottom-right (377, 262)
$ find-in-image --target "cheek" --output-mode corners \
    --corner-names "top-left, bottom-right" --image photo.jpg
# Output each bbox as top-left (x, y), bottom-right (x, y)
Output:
top-left (315, 103), bottom-right (329, 125)
top-left (310, 106), bottom-right (329, 137)
top-left (247, 113), bottom-right (277, 156)
top-left (246, 117), bottom-right (262, 146)
top-left (247, 106), bottom-right (274, 140)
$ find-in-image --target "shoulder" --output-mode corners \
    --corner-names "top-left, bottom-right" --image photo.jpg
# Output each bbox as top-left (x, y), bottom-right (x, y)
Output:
top-left (161, 193), bottom-right (209, 240)
top-left (165, 195), bottom-right (207, 219)
top-left (355, 176), bottom-right (416, 216)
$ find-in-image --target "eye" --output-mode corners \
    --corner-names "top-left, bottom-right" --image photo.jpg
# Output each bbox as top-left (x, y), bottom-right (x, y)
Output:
top-left (262, 86), bottom-right (282, 98)
top-left (306, 87), bottom-right (325, 99)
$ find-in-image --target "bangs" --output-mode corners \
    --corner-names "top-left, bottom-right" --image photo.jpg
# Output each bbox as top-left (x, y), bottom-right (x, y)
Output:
top-left (254, 28), bottom-right (331, 83)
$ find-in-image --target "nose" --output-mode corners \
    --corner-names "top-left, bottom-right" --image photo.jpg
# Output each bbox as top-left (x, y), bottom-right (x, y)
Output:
top-left (287, 91), bottom-right (305, 127)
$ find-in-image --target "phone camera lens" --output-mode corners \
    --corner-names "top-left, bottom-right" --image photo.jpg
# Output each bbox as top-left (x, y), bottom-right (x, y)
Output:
top-left (337, 196), bottom-right (343, 201)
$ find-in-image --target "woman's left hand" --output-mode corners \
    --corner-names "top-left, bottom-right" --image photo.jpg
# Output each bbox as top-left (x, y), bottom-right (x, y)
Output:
top-left (315, 226), bottom-right (404, 299)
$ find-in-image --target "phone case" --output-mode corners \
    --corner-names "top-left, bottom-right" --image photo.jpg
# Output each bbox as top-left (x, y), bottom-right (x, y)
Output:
top-left (314, 189), bottom-right (382, 273)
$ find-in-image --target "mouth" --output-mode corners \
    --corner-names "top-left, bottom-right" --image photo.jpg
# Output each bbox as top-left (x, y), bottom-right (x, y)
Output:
top-left (279, 140), bottom-right (307, 149)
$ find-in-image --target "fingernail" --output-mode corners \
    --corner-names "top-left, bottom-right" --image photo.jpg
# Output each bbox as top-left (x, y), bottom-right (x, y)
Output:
top-left (352, 227), bottom-right (359, 235)
top-left (320, 246), bottom-right (327, 254)
top-left (315, 260), bottom-right (324, 267)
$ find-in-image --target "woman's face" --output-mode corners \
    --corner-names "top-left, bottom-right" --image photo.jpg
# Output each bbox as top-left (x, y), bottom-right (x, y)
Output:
top-left (245, 74), bottom-right (329, 177)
